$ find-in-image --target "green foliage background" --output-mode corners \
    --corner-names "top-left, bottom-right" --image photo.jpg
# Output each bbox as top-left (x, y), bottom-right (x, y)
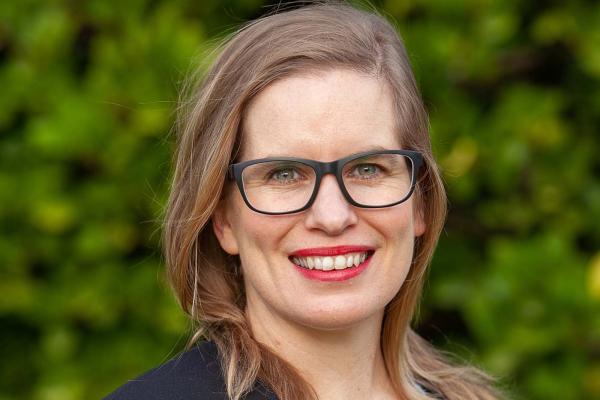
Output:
top-left (1, 0), bottom-right (598, 399)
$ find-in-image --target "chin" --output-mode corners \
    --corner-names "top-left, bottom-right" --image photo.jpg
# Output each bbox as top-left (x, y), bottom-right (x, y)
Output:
top-left (288, 299), bottom-right (384, 332)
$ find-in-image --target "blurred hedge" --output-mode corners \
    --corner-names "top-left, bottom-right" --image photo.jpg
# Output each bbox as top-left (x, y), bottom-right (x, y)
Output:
top-left (0, 1), bottom-right (598, 399)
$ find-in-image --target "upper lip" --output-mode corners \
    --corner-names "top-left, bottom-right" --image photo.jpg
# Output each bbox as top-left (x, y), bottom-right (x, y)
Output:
top-left (289, 245), bottom-right (374, 257)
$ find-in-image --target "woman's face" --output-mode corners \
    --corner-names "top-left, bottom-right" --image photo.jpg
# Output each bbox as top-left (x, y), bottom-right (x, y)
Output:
top-left (213, 69), bottom-right (425, 331)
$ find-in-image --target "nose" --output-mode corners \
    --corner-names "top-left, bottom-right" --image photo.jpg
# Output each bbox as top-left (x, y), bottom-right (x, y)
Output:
top-left (304, 175), bottom-right (358, 235)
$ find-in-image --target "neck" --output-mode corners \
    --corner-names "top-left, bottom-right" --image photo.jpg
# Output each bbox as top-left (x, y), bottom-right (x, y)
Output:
top-left (247, 300), bottom-right (398, 400)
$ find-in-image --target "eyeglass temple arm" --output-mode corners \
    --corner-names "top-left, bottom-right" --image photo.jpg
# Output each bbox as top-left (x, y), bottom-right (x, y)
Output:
top-left (227, 165), bottom-right (235, 180)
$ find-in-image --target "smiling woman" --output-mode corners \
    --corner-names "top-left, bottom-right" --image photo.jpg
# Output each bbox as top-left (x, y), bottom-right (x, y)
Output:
top-left (213, 70), bottom-right (425, 337)
top-left (105, 2), bottom-right (502, 400)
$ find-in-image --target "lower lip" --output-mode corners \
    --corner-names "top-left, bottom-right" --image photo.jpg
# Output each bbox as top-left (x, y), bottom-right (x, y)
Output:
top-left (292, 254), bottom-right (372, 282)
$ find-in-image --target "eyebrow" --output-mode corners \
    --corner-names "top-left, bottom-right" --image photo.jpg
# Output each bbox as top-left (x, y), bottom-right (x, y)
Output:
top-left (261, 145), bottom-right (394, 159)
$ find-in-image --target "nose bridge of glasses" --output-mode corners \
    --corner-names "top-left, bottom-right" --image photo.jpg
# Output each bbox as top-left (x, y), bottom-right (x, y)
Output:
top-left (314, 159), bottom-right (338, 177)
top-left (311, 159), bottom-right (348, 202)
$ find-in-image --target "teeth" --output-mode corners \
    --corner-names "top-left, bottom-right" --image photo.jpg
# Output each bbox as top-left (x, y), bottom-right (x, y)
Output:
top-left (346, 256), bottom-right (353, 268)
top-left (315, 257), bottom-right (322, 269)
top-left (322, 257), bottom-right (334, 271)
top-left (292, 252), bottom-right (370, 271)
top-left (334, 256), bottom-right (346, 270)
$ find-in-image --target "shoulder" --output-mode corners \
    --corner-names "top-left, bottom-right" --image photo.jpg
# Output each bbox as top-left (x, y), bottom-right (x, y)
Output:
top-left (104, 341), bottom-right (225, 400)
top-left (103, 341), bottom-right (274, 400)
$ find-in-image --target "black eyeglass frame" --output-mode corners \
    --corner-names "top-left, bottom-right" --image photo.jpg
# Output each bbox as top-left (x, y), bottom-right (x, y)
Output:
top-left (227, 149), bottom-right (424, 215)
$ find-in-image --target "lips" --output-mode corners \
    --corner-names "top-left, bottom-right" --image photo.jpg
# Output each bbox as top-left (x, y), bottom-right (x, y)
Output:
top-left (288, 245), bottom-right (375, 279)
top-left (291, 252), bottom-right (370, 270)
top-left (290, 245), bottom-right (374, 257)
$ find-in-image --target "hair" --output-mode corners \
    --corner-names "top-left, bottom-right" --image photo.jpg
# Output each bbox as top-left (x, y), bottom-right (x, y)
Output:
top-left (164, 2), bottom-right (501, 399)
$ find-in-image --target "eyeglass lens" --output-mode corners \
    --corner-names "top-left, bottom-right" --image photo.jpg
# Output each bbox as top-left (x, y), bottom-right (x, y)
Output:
top-left (240, 153), bottom-right (414, 214)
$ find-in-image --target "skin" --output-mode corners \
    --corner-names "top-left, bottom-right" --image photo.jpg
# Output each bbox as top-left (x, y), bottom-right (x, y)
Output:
top-left (213, 69), bottom-right (425, 400)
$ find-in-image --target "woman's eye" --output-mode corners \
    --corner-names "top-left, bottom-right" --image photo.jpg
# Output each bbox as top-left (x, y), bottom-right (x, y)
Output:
top-left (270, 168), bottom-right (301, 183)
top-left (352, 164), bottom-right (380, 177)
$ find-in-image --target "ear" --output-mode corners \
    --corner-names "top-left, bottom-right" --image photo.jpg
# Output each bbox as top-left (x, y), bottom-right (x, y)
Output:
top-left (413, 203), bottom-right (426, 238)
top-left (212, 201), bottom-right (240, 255)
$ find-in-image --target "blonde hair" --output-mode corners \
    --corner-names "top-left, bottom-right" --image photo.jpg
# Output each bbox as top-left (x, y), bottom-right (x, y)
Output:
top-left (164, 2), bottom-right (501, 399)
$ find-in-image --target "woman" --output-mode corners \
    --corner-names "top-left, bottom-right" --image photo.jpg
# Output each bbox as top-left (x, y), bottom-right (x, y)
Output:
top-left (106, 2), bottom-right (501, 399)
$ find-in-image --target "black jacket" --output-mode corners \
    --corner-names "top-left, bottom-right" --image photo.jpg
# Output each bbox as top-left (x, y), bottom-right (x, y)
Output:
top-left (104, 341), bottom-right (445, 400)
top-left (104, 341), bottom-right (276, 400)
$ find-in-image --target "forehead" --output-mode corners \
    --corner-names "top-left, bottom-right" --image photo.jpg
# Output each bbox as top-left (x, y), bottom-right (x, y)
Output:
top-left (239, 69), bottom-right (400, 161)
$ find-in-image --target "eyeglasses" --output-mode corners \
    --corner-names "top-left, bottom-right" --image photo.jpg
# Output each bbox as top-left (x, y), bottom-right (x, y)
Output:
top-left (228, 149), bottom-right (423, 215)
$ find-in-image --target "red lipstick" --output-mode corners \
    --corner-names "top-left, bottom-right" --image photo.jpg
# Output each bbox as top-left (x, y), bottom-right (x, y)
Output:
top-left (289, 245), bottom-right (373, 257)
top-left (289, 245), bottom-right (375, 282)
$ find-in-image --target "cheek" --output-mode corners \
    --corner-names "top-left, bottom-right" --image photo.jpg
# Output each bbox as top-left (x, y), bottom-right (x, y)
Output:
top-left (375, 202), bottom-right (419, 239)
top-left (371, 206), bottom-right (417, 276)
top-left (230, 205), bottom-right (296, 270)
